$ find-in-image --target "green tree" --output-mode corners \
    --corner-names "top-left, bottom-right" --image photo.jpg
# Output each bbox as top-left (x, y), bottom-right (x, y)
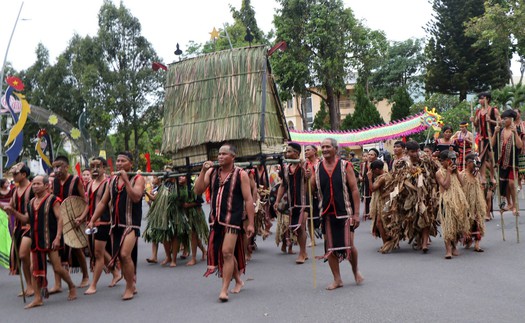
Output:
top-left (97, 0), bottom-right (165, 163)
top-left (369, 39), bottom-right (425, 100)
top-left (390, 87), bottom-right (413, 121)
top-left (272, 0), bottom-right (364, 130)
top-left (465, 0), bottom-right (525, 84)
top-left (353, 28), bottom-right (388, 97)
top-left (425, 0), bottom-right (510, 101)
top-left (312, 101), bottom-right (330, 130)
top-left (230, 0), bottom-right (264, 43)
top-left (341, 85), bottom-right (384, 130)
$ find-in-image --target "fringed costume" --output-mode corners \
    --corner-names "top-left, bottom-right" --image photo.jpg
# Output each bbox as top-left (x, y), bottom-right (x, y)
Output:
top-left (496, 129), bottom-right (519, 197)
top-left (461, 171), bottom-right (486, 241)
top-left (454, 134), bottom-right (472, 172)
top-left (369, 173), bottom-right (391, 239)
top-left (281, 162), bottom-right (309, 234)
top-left (437, 168), bottom-right (470, 243)
top-left (86, 179), bottom-right (112, 271)
top-left (108, 175), bottom-right (142, 270)
top-left (381, 156), bottom-right (439, 253)
top-left (315, 159), bottom-right (355, 262)
top-left (178, 182), bottom-right (207, 247)
top-left (143, 181), bottom-right (181, 243)
top-left (204, 167), bottom-right (246, 277)
top-left (53, 175), bottom-right (83, 273)
top-left (9, 184), bottom-right (33, 275)
top-left (28, 193), bottom-right (60, 297)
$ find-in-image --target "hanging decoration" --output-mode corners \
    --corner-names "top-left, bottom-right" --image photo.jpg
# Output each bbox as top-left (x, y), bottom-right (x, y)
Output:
top-left (289, 107), bottom-right (444, 147)
top-left (35, 128), bottom-right (54, 174)
top-left (2, 76), bottom-right (30, 167)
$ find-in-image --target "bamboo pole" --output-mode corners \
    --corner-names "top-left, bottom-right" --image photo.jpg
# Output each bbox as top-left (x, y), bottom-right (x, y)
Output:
top-left (495, 128), bottom-right (506, 241)
top-left (114, 158), bottom-right (303, 178)
top-left (512, 131), bottom-right (520, 243)
top-left (308, 179), bottom-right (317, 289)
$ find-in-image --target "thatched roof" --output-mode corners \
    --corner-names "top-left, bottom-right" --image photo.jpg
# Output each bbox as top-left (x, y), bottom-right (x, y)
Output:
top-left (161, 46), bottom-right (289, 164)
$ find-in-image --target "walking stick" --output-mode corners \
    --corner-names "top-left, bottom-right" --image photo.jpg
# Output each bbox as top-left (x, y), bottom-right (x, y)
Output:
top-left (8, 216), bottom-right (26, 303)
top-left (308, 179), bottom-right (317, 289)
top-left (495, 129), bottom-right (506, 241)
top-left (512, 132), bottom-right (520, 243)
top-left (485, 105), bottom-right (505, 240)
top-left (463, 136), bottom-right (466, 171)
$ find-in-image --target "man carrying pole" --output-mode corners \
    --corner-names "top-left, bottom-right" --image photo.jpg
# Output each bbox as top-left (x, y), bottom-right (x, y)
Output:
top-left (194, 143), bottom-right (255, 302)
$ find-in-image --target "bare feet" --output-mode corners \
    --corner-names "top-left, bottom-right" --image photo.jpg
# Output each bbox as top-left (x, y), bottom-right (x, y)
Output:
top-left (354, 271), bottom-right (364, 285)
top-left (122, 289), bottom-right (134, 301)
top-left (295, 253), bottom-right (308, 264)
top-left (48, 287), bottom-right (62, 295)
top-left (201, 252), bottom-right (207, 261)
top-left (68, 287), bottom-right (77, 301)
top-left (218, 292), bottom-right (229, 302)
top-left (84, 287), bottom-right (97, 295)
top-left (281, 243), bottom-right (286, 253)
top-left (287, 247), bottom-right (296, 255)
top-left (230, 280), bottom-right (244, 294)
top-left (160, 258), bottom-right (172, 266)
top-left (24, 300), bottom-right (43, 309)
top-left (18, 289), bottom-right (35, 297)
top-left (186, 258), bottom-right (197, 266)
top-left (169, 261), bottom-right (177, 267)
top-left (452, 248), bottom-right (459, 257)
top-left (78, 278), bottom-right (90, 288)
top-left (108, 274), bottom-right (123, 288)
top-left (326, 280), bottom-right (343, 290)
top-left (146, 258), bottom-right (157, 264)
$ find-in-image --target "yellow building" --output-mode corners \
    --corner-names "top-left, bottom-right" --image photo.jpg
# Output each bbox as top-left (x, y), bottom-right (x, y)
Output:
top-left (282, 84), bottom-right (392, 131)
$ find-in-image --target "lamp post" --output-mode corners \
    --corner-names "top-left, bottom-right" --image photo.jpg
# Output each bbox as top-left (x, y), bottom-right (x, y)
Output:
top-left (0, 2), bottom-right (24, 178)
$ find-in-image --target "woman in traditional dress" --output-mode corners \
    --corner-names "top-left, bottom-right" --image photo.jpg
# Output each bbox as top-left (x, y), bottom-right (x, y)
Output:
top-left (436, 150), bottom-right (470, 259)
top-left (178, 175), bottom-right (208, 266)
top-left (434, 125), bottom-right (457, 153)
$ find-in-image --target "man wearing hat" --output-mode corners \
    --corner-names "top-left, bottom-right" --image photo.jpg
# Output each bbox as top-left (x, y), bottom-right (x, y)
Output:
top-left (274, 142), bottom-right (311, 264)
top-left (452, 121), bottom-right (474, 172)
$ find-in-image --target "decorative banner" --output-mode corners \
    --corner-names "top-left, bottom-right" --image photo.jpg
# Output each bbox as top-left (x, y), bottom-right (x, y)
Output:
top-left (35, 128), bottom-right (54, 174)
top-left (2, 76), bottom-right (30, 167)
top-left (290, 107), bottom-right (443, 147)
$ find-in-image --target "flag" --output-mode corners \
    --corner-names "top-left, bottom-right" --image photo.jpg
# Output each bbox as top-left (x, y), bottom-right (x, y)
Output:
top-left (75, 162), bottom-right (82, 177)
top-left (152, 62), bottom-right (167, 71)
top-left (268, 41), bottom-right (287, 57)
top-left (145, 152), bottom-right (152, 172)
top-left (108, 158), bottom-right (114, 173)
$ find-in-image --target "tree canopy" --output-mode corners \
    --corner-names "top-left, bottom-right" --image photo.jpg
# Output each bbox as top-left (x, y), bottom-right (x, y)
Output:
top-left (425, 0), bottom-right (510, 101)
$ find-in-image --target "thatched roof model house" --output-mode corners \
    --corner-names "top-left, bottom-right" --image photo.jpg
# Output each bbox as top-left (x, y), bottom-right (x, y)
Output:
top-left (161, 46), bottom-right (290, 166)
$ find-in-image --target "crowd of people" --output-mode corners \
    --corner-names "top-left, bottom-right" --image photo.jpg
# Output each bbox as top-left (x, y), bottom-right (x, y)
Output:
top-left (2, 91), bottom-right (522, 307)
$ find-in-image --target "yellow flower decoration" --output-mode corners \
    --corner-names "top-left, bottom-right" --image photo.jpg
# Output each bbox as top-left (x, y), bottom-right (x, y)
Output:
top-left (48, 114), bottom-right (58, 125)
top-left (70, 128), bottom-right (81, 139)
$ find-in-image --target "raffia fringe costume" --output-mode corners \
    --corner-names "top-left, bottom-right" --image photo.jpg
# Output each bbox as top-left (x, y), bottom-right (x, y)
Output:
top-left (437, 168), bottom-right (470, 243)
top-left (460, 171), bottom-right (486, 240)
top-left (381, 156), bottom-right (439, 253)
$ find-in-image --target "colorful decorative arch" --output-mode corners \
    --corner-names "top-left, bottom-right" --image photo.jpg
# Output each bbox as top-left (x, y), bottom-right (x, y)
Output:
top-left (289, 107), bottom-right (443, 146)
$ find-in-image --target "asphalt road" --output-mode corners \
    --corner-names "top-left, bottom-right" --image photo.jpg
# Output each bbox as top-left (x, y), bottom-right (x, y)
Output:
top-left (1, 200), bottom-right (524, 323)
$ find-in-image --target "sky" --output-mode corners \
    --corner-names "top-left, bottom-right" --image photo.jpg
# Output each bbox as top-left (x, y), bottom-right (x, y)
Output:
top-left (0, 0), bottom-right (520, 76)
top-left (0, 0), bottom-right (434, 72)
